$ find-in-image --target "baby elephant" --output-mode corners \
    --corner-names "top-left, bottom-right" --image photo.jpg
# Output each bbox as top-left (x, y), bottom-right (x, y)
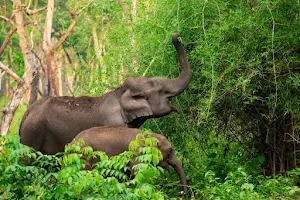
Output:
top-left (71, 126), bottom-right (188, 196)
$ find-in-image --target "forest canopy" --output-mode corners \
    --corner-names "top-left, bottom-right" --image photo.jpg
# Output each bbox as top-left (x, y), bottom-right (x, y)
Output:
top-left (0, 0), bottom-right (299, 199)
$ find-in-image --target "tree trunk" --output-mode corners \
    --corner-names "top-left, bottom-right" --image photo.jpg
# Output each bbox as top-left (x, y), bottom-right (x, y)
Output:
top-left (29, 67), bottom-right (40, 104)
top-left (42, 0), bottom-right (58, 96)
top-left (0, 0), bottom-right (39, 136)
top-left (0, 70), bottom-right (5, 96)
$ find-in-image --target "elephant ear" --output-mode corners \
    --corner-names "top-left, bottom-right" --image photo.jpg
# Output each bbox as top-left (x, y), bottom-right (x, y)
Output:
top-left (120, 89), bottom-right (153, 123)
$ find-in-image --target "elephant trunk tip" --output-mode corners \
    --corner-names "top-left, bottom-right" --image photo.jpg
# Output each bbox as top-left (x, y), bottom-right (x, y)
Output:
top-left (172, 33), bottom-right (182, 45)
top-left (178, 190), bottom-right (186, 196)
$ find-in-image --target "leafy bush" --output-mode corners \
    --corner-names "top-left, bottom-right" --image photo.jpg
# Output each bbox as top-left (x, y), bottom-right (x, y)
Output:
top-left (0, 133), bottom-right (167, 199)
top-left (201, 168), bottom-right (300, 200)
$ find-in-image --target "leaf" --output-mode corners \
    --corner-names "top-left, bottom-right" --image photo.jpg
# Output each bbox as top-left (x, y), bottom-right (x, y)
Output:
top-left (256, 155), bottom-right (265, 165)
top-left (68, 177), bottom-right (73, 185)
top-left (152, 156), bottom-right (159, 166)
top-left (241, 183), bottom-right (254, 191)
top-left (289, 189), bottom-right (295, 197)
top-left (208, 152), bottom-right (218, 159)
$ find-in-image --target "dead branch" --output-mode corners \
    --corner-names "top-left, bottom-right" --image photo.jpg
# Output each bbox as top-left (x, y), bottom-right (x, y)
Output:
top-left (287, 133), bottom-right (300, 144)
top-left (0, 21), bottom-right (34, 57)
top-left (0, 15), bottom-right (14, 25)
top-left (76, 0), bottom-right (94, 15)
top-left (26, 6), bottom-right (47, 15)
top-left (51, 19), bottom-right (76, 52)
top-left (0, 28), bottom-right (16, 56)
top-left (51, 0), bottom-right (94, 52)
top-left (0, 61), bottom-right (23, 84)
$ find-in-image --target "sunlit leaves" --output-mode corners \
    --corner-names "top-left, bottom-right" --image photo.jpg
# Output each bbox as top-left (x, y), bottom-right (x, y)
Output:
top-left (129, 131), bottom-right (163, 167)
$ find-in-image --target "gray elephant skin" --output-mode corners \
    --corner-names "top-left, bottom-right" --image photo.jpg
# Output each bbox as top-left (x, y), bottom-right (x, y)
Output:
top-left (19, 33), bottom-right (191, 154)
top-left (71, 126), bottom-right (188, 196)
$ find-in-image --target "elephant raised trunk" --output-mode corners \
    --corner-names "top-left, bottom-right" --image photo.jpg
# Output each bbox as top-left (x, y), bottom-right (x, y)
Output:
top-left (161, 33), bottom-right (192, 96)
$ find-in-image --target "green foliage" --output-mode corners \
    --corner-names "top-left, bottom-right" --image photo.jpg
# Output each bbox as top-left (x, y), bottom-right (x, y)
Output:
top-left (0, 132), bottom-right (167, 199)
top-left (201, 168), bottom-right (300, 200)
top-left (1, 0), bottom-right (300, 199)
top-left (130, 130), bottom-right (163, 166)
top-left (3, 133), bottom-right (297, 199)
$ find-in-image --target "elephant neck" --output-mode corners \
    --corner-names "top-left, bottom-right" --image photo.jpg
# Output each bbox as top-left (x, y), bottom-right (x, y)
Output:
top-left (94, 87), bottom-right (124, 102)
top-left (127, 117), bottom-right (148, 128)
top-left (113, 86), bottom-right (126, 99)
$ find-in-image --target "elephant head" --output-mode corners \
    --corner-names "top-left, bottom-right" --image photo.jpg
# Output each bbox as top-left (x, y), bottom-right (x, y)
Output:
top-left (120, 33), bottom-right (191, 123)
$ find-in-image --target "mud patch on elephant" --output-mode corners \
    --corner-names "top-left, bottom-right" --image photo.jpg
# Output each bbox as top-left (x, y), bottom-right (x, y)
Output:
top-left (48, 96), bottom-right (100, 111)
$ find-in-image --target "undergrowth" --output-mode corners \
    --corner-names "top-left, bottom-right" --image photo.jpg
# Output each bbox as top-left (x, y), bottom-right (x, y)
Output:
top-left (0, 132), bottom-right (167, 199)
top-left (0, 131), bottom-right (299, 199)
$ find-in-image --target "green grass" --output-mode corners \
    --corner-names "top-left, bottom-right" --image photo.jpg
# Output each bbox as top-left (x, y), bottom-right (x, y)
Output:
top-left (0, 97), bottom-right (28, 136)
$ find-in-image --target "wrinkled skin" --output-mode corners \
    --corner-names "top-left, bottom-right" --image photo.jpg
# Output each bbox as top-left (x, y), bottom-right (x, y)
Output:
top-left (19, 33), bottom-right (191, 154)
top-left (71, 126), bottom-right (188, 196)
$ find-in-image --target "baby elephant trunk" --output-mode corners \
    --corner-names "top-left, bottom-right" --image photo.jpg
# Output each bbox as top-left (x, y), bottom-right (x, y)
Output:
top-left (168, 149), bottom-right (188, 196)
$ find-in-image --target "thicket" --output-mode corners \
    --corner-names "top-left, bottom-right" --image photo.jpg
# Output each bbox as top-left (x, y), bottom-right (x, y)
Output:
top-left (0, 130), bottom-right (299, 199)
top-left (1, 0), bottom-right (300, 199)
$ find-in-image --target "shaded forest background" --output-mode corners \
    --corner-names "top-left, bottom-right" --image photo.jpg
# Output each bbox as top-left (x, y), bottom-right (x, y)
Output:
top-left (0, 0), bottom-right (299, 199)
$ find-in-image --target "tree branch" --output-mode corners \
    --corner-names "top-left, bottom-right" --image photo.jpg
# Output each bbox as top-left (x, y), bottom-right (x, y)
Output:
top-left (0, 62), bottom-right (23, 84)
top-left (0, 27), bottom-right (16, 57)
top-left (76, 0), bottom-right (94, 15)
top-left (51, 0), bottom-right (94, 52)
top-left (0, 70), bottom-right (5, 78)
top-left (0, 15), bottom-right (14, 25)
top-left (0, 21), bottom-right (34, 57)
top-left (26, 6), bottom-right (47, 15)
top-left (287, 133), bottom-right (300, 145)
top-left (51, 19), bottom-right (76, 52)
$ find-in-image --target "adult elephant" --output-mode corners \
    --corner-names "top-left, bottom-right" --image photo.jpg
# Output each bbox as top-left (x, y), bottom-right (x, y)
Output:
top-left (19, 33), bottom-right (191, 154)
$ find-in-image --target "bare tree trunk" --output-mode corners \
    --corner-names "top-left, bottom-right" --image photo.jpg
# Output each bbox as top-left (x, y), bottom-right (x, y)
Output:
top-left (24, 0), bottom-right (48, 101)
top-left (8, 40), bottom-right (13, 97)
top-left (56, 49), bottom-right (65, 96)
top-left (47, 51), bottom-right (59, 96)
top-left (42, 0), bottom-right (58, 96)
top-left (0, 70), bottom-right (5, 96)
top-left (42, 0), bottom-right (93, 96)
top-left (280, 131), bottom-right (286, 176)
top-left (272, 130), bottom-right (276, 178)
top-left (0, 0), bottom-right (39, 136)
top-left (29, 66), bottom-right (40, 104)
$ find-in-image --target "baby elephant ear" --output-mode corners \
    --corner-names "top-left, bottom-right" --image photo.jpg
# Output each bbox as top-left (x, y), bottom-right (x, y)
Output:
top-left (120, 89), bottom-right (153, 123)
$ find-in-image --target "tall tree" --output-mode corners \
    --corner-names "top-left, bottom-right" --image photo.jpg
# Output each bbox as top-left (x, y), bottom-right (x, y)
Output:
top-left (0, 0), bottom-right (40, 135)
top-left (0, 0), bottom-right (94, 135)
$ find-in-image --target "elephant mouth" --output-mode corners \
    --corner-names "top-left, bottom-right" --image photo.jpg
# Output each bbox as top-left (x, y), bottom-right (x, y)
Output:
top-left (168, 99), bottom-right (180, 113)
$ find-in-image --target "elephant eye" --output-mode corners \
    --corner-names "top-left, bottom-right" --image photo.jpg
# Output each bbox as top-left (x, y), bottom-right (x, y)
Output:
top-left (132, 95), bottom-right (144, 100)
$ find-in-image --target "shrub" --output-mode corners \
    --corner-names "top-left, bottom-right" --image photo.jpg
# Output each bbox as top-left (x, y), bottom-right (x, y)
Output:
top-left (0, 132), bottom-right (167, 199)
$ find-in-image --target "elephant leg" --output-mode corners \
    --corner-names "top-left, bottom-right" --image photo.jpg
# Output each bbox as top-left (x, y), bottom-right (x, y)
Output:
top-left (128, 159), bottom-right (139, 180)
top-left (168, 149), bottom-right (187, 196)
top-left (20, 124), bottom-right (44, 152)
